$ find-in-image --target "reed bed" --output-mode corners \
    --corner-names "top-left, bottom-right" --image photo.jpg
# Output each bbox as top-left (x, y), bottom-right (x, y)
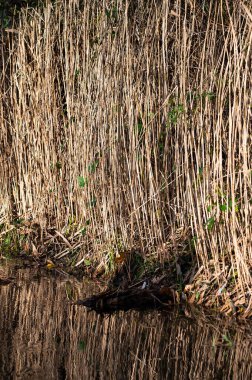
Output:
top-left (0, 0), bottom-right (252, 312)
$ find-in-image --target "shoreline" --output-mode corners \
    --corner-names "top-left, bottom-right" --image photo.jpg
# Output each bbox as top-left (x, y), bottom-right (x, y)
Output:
top-left (0, 224), bottom-right (250, 319)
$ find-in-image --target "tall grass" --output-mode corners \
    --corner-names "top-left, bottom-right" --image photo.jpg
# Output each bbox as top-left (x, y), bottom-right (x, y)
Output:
top-left (0, 0), bottom-right (252, 295)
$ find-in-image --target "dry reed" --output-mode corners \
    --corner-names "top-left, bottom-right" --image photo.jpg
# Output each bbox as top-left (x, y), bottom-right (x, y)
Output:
top-left (0, 0), bottom-right (252, 311)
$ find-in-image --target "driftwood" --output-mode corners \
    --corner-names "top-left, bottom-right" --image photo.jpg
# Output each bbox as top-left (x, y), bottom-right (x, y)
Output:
top-left (76, 286), bottom-right (180, 313)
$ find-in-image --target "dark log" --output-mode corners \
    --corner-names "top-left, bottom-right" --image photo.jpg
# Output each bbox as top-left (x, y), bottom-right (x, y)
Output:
top-left (76, 286), bottom-right (180, 313)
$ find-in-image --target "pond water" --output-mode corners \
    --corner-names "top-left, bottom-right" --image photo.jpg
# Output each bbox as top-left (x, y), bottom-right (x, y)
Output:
top-left (0, 263), bottom-right (252, 380)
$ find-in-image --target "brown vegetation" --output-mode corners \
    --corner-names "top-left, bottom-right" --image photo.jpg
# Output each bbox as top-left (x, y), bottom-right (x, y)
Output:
top-left (0, 0), bottom-right (252, 315)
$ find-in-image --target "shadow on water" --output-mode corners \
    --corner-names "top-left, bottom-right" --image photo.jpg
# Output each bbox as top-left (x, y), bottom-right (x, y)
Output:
top-left (0, 264), bottom-right (252, 380)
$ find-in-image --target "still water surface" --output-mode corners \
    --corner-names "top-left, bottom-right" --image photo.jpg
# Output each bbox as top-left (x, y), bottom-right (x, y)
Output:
top-left (0, 264), bottom-right (252, 380)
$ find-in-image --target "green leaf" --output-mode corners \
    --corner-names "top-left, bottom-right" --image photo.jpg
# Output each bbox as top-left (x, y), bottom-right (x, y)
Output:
top-left (81, 228), bottom-right (86, 236)
top-left (11, 218), bottom-right (24, 226)
top-left (78, 340), bottom-right (86, 351)
top-left (177, 104), bottom-right (184, 113)
top-left (65, 283), bottom-right (74, 299)
top-left (112, 6), bottom-right (118, 18)
top-left (222, 334), bottom-right (233, 347)
top-left (220, 204), bottom-right (227, 212)
top-left (84, 258), bottom-right (91, 266)
top-left (167, 104), bottom-right (184, 127)
top-left (191, 236), bottom-right (198, 248)
top-left (56, 161), bottom-right (62, 170)
top-left (206, 217), bottom-right (215, 231)
top-left (105, 7), bottom-right (118, 19)
top-left (137, 122), bottom-right (143, 134)
top-left (195, 292), bottom-right (200, 301)
top-left (203, 92), bottom-right (215, 100)
top-left (78, 176), bottom-right (87, 188)
top-left (4, 236), bottom-right (11, 245)
top-left (135, 117), bottom-right (143, 135)
top-left (88, 160), bottom-right (99, 174)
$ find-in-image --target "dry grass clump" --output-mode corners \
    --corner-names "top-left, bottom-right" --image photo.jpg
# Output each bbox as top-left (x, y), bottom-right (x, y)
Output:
top-left (0, 0), bottom-right (252, 310)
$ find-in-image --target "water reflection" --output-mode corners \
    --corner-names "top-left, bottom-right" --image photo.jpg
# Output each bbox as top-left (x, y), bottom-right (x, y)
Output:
top-left (0, 264), bottom-right (252, 379)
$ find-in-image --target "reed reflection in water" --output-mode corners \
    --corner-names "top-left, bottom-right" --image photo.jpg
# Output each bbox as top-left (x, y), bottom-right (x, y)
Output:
top-left (0, 267), bottom-right (252, 380)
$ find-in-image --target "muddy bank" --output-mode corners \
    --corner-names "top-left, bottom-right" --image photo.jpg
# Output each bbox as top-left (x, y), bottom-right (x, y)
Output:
top-left (0, 253), bottom-right (250, 319)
